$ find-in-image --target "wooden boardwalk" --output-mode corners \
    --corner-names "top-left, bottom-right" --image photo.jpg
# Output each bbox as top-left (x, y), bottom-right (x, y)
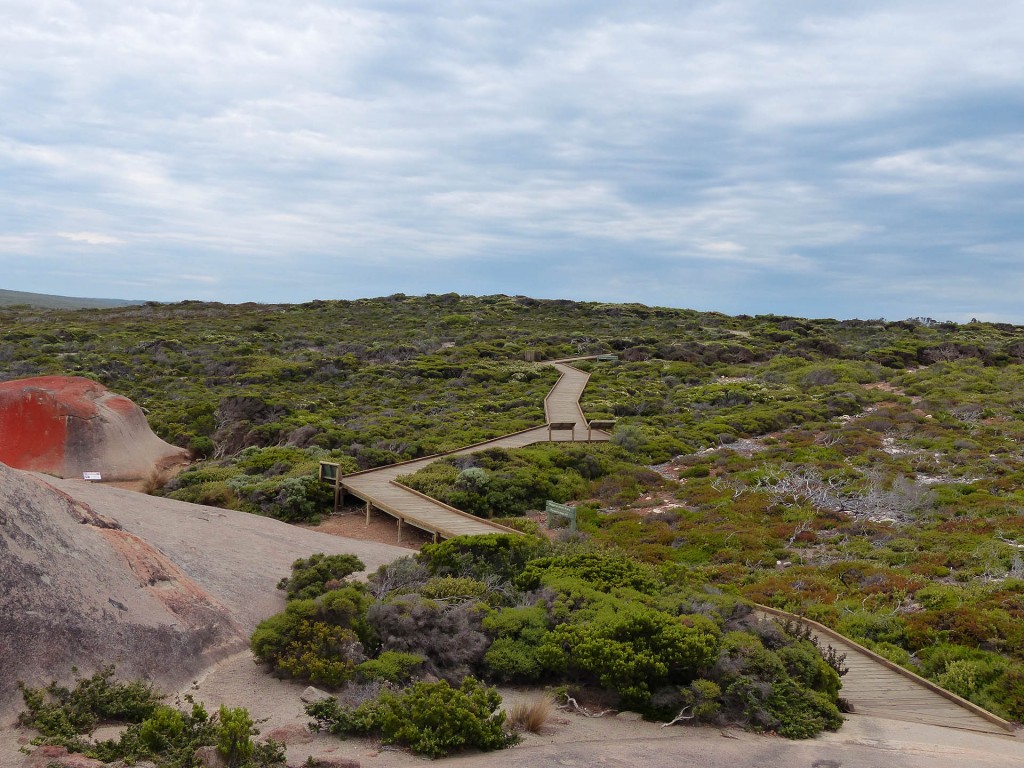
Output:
top-left (339, 360), bottom-right (608, 541)
top-left (758, 607), bottom-right (1015, 735)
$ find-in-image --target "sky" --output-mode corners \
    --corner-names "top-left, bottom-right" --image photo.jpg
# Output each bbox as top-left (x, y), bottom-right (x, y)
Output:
top-left (1, 1), bottom-right (1023, 322)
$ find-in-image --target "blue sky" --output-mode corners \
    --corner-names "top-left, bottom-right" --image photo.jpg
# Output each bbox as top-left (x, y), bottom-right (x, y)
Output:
top-left (2, 1), bottom-right (1022, 321)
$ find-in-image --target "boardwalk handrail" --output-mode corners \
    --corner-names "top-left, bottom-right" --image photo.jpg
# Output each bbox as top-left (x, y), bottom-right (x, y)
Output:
top-left (335, 358), bottom-right (612, 542)
top-left (339, 424), bottom-right (547, 480)
top-left (758, 604), bottom-right (1016, 733)
top-left (388, 481), bottom-right (523, 537)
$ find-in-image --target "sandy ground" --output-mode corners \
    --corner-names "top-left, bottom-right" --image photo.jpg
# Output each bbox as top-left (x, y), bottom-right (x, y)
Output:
top-left (300, 504), bottom-right (435, 550)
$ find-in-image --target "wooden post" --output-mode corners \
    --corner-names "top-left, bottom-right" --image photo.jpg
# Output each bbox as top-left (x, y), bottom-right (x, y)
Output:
top-left (365, 501), bottom-right (372, 526)
top-left (397, 517), bottom-right (403, 545)
top-left (333, 474), bottom-right (342, 513)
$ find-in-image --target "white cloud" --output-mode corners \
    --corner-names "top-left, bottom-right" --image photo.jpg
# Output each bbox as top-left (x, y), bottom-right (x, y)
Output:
top-left (57, 232), bottom-right (125, 246)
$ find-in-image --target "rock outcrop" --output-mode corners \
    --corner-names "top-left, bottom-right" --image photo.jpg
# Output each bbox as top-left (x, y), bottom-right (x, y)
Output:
top-left (0, 463), bottom-right (411, 719)
top-left (0, 376), bottom-right (187, 480)
top-left (0, 464), bottom-right (245, 716)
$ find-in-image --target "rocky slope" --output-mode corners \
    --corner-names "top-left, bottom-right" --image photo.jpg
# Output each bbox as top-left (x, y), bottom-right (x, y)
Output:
top-left (0, 464), bottom-right (408, 717)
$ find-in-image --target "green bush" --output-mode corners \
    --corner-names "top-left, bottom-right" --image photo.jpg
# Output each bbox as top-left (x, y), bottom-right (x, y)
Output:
top-left (251, 589), bottom-right (372, 687)
top-left (354, 651), bottom-right (425, 684)
top-left (306, 678), bottom-right (517, 758)
top-left (138, 705), bottom-right (185, 752)
top-left (551, 604), bottom-right (721, 710)
top-left (482, 605), bottom-right (566, 682)
top-left (420, 534), bottom-right (550, 582)
top-left (278, 553), bottom-right (367, 600)
top-left (713, 632), bottom-right (842, 738)
top-left (18, 667), bottom-right (161, 742)
top-left (516, 550), bottom-right (660, 594)
top-left (217, 705), bottom-right (255, 765)
top-left (18, 671), bottom-right (284, 767)
top-left (189, 435), bottom-right (216, 458)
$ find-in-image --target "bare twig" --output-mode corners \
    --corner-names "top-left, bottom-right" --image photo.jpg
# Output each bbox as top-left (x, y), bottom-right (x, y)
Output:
top-left (661, 707), bottom-right (694, 727)
top-left (558, 695), bottom-right (612, 718)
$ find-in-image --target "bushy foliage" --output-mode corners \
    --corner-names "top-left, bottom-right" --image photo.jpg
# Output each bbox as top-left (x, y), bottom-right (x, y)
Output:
top-left (482, 606), bottom-right (565, 683)
top-left (712, 632), bottom-right (843, 739)
top-left (516, 550), bottom-right (660, 594)
top-left (18, 667), bottom-right (161, 746)
top-left (399, 443), bottom-right (663, 519)
top-left (18, 670), bottom-right (283, 767)
top-left (277, 552), bottom-right (367, 600)
top-left (353, 651), bottom-right (425, 684)
top-left (306, 678), bottom-right (516, 758)
top-left (419, 533), bottom-right (550, 582)
top-left (251, 586), bottom-right (372, 687)
top-left (366, 594), bottom-right (490, 681)
top-left (550, 605), bottom-right (721, 710)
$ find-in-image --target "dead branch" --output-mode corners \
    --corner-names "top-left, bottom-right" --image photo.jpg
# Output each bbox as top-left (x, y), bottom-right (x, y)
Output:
top-left (558, 694), bottom-right (612, 718)
top-left (661, 707), bottom-right (694, 727)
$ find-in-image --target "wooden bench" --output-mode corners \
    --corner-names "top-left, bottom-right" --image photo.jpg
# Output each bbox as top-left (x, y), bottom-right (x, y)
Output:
top-left (547, 421), bottom-right (576, 440)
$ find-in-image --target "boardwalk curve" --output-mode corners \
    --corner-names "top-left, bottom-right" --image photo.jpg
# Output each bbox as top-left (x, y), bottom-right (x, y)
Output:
top-left (338, 359), bottom-right (608, 541)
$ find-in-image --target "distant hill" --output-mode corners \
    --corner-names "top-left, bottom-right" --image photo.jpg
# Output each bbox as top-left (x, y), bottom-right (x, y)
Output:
top-left (0, 288), bottom-right (144, 309)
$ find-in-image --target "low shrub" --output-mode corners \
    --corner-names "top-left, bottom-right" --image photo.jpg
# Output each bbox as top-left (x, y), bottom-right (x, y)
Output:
top-left (18, 670), bottom-right (283, 767)
top-left (354, 651), bottom-right (425, 684)
top-left (18, 667), bottom-right (161, 744)
top-left (420, 534), bottom-right (550, 582)
top-left (278, 553), bottom-right (367, 600)
top-left (251, 587), bottom-right (373, 687)
top-left (306, 678), bottom-right (517, 758)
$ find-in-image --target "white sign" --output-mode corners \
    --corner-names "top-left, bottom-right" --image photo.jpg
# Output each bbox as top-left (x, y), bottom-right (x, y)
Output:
top-left (83, 472), bottom-right (102, 481)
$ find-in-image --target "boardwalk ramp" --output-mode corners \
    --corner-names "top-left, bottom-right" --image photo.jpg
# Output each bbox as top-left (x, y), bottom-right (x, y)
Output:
top-left (759, 607), bottom-right (1015, 735)
top-left (338, 360), bottom-right (609, 541)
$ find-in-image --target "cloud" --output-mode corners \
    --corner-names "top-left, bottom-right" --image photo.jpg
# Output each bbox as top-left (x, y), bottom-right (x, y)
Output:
top-left (57, 232), bottom-right (126, 246)
top-left (0, 1), bottom-right (1022, 319)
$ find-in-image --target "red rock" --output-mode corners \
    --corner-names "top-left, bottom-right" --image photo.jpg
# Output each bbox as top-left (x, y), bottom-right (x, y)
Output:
top-left (0, 376), bottom-right (187, 480)
top-left (24, 745), bottom-right (105, 768)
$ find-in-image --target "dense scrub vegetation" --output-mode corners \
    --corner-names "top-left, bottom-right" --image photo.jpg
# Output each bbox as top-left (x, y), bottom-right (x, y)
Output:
top-left (5, 295), bottom-right (1024, 722)
top-left (253, 540), bottom-right (845, 749)
top-left (18, 667), bottom-right (283, 767)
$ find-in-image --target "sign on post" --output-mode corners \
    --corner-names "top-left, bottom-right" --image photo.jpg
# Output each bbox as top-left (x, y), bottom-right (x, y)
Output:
top-left (82, 471), bottom-right (102, 481)
top-left (545, 500), bottom-right (577, 533)
top-left (318, 461), bottom-right (343, 513)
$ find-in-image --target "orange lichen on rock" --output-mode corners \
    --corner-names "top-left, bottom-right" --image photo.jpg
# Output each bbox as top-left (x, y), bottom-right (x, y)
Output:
top-left (0, 376), bottom-right (188, 480)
